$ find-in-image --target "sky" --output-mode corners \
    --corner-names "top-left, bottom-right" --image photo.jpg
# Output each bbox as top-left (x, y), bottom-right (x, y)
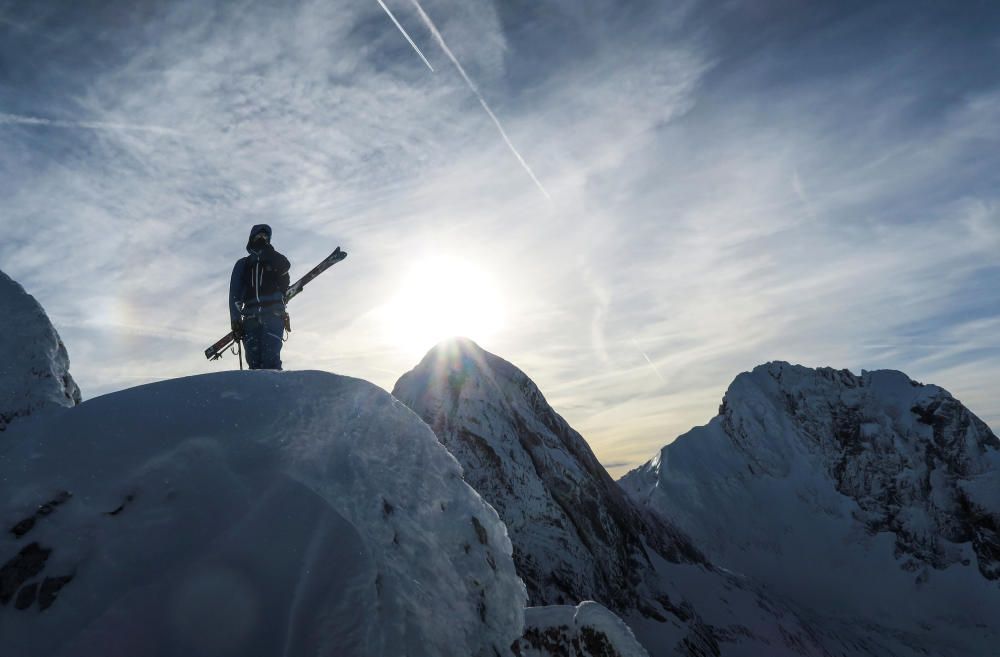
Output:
top-left (1, 0), bottom-right (998, 477)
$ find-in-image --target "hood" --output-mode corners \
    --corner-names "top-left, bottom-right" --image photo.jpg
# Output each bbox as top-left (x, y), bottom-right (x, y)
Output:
top-left (246, 224), bottom-right (272, 253)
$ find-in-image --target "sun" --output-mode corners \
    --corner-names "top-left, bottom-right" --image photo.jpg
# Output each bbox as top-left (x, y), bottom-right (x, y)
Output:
top-left (381, 255), bottom-right (506, 357)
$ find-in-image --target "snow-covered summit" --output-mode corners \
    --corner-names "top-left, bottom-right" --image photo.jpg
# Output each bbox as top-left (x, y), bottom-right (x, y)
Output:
top-left (0, 370), bottom-right (525, 657)
top-left (393, 338), bottom-right (700, 611)
top-left (622, 361), bottom-right (1000, 655)
top-left (724, 362), bottom-right (999, 576)
top-left (0, 270), bottom-right (80, 431)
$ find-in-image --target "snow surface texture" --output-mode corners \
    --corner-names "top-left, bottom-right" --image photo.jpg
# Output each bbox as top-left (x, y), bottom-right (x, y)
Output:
top-left (394, 340), bottom-right (850, 657)
top-left (0, 370), bottom-right (526, 657)
top-left (0, 269), bottom-right (80, 431)
top-left (513, 602), bottom-right (649, 657)
top-left (622, 361), bottom-right (1000, 656)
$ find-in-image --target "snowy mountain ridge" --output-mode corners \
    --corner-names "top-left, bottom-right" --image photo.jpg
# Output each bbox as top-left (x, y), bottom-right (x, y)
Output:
top-left (393, 340), bottom-right (859, 657)
top-left (4, 257), bottom-right (997, 656)
top-left (622, 360), bottom-right (1000, 655)
top-left (0, 269), bottom-right (80, 431)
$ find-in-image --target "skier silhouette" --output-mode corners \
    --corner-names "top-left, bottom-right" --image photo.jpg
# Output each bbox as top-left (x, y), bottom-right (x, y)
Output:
top-left (229, 224), bottom-right (291, 370)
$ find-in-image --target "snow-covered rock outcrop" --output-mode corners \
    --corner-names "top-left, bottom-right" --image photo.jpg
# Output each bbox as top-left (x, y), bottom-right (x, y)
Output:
top-left (622, 362), bottom-right (1000, 656)
top-left (394, 340), bottom-right (842, 657)
top-left (0, 370), bottom-right (525, 657)
top-left (0, 270), bottom-right (80, 431)
top-left (514, 602), bottom-right (649, 657)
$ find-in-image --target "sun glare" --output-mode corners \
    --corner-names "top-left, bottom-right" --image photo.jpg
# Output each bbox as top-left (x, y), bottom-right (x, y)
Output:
top-left (382, 255), bottom-right (506, 357)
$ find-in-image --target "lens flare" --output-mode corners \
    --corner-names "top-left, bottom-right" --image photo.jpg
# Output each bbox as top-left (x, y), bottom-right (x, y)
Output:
top-left (381, 255), bottom-right (505, 357)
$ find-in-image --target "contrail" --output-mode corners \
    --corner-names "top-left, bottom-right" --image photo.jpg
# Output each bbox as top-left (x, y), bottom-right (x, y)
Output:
top-left (408, 0), bottom-right (551, 200)
top-left (632, 338), bottom-right (666, 384)
top-left (375, 0), bottom-right (434, 72)
top-left (0, 112), bottom-right (180, 135)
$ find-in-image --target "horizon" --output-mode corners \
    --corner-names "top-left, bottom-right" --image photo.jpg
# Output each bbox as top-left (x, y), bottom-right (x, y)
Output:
top-left (2, 0), bottom-right (998, 478)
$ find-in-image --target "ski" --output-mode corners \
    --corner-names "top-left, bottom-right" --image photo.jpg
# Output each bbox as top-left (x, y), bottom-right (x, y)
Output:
top-left (285, 246), bottom-right (347, 302)
top-left (204, 246), bottom-right (348, 361)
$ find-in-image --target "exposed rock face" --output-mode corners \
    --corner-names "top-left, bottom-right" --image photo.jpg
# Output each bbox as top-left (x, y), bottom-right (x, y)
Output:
top-left (0, 270), bottom-right (80, 431)
top-left (393, 338), bottom-right (701, 611)
top-left (776, 366), bottom-right (1000, 579)
top-left (622, 361), bottom-right (1000, 656)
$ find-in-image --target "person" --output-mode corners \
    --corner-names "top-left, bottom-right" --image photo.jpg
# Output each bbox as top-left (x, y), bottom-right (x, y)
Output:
top-left (229, 224), bottom-right (291, 370)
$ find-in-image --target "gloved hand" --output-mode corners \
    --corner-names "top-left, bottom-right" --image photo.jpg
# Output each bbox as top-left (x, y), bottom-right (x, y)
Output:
top-left (231, 320), bottom-right (244, 340)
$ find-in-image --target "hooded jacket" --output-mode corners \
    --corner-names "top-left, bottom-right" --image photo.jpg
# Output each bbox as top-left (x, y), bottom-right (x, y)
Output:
top-left (229, 224), bottom-right (291, 324)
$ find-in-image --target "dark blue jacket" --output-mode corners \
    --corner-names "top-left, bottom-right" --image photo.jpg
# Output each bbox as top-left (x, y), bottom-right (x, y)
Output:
top-left (229, 224), bottom-right (291, 324)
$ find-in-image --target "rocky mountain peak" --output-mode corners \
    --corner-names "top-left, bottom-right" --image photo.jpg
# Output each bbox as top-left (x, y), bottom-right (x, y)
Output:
top-left (717, 361), bottom-right (1000, 576)
top-left (623, 361), bottom-right (1000, 653)
top-left (718, 361), bottom-right (997, 470)
top-left (393, 338), bottom-right (700, 611)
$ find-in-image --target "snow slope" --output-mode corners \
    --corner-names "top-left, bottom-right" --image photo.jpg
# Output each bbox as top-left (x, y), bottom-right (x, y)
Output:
top-left (394, 340), bottom-right (849, 657)
top-left (0, 269), bottom-right (80, 431)
top-left (622, 362), bottom-right (1000, 656)
top-left (0, 370), bottom-right (526, 657)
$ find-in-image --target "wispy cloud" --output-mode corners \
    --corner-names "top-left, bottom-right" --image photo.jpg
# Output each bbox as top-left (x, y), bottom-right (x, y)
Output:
top-left (0, 112), bottom-right (181, 135)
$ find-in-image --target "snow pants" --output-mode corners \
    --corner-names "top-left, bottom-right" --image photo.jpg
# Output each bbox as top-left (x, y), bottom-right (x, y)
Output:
top-left (242, 312), bottom-right (284, 370)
